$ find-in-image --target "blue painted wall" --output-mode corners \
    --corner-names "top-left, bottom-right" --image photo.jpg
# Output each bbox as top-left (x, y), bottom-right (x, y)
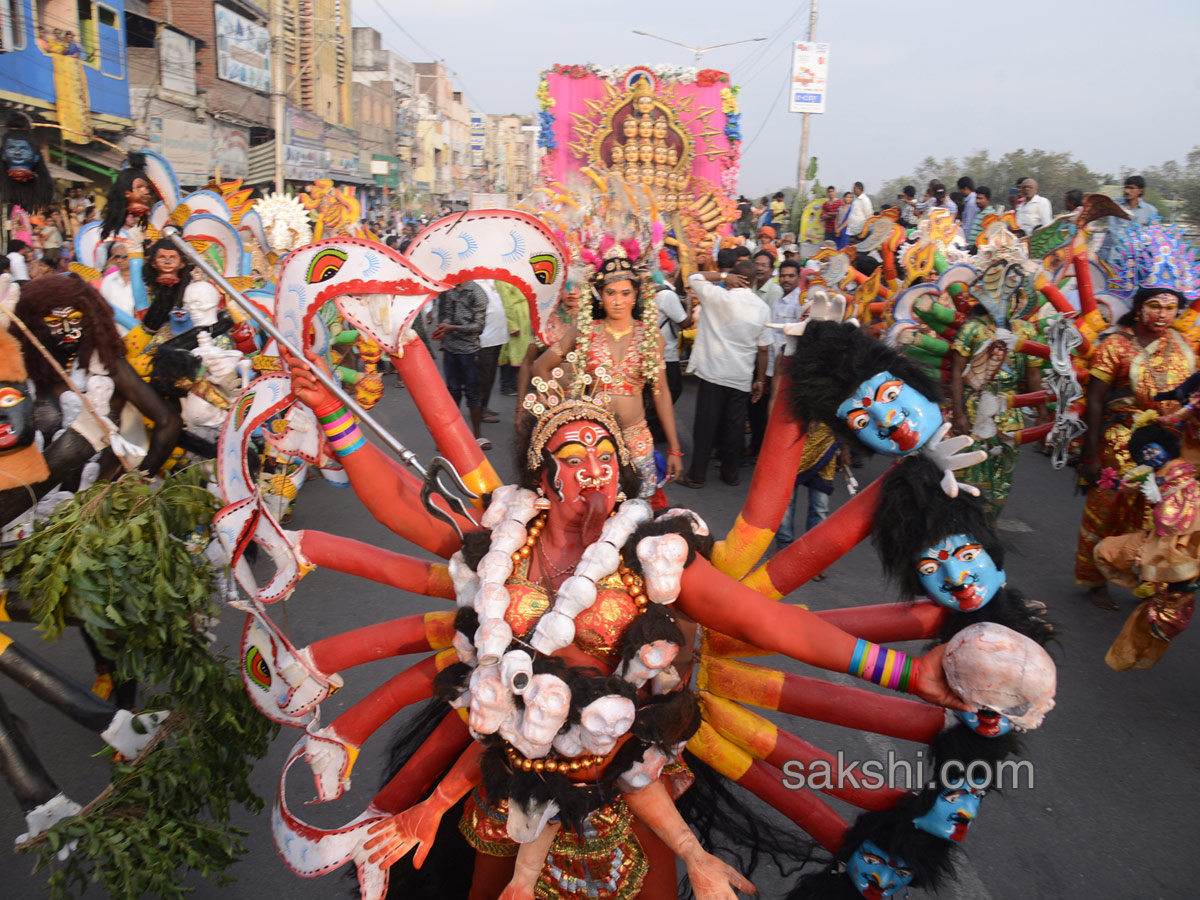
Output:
top-left (0, 0), bottom-right (131, 121)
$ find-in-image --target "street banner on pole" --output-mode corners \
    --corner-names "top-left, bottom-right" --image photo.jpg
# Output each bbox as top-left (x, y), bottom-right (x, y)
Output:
top-left (789, 42), bottom-right (829, 114)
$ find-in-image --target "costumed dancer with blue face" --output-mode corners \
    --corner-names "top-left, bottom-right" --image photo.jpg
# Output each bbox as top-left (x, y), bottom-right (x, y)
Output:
top-left (1094, 412), bottom-right (1200, 670)
top-left (781, 323), bottom-right (1058, 899)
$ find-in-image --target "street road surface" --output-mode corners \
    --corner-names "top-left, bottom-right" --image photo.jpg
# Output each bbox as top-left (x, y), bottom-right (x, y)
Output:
top-left (3, 376), bottom-right (1195, 899)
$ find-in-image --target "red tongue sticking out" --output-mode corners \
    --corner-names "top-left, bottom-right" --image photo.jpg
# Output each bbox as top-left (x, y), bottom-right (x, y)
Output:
top-left (581, 491), bottom-right (609, 545)
top-left (893, 420), bottom-right (920, 452)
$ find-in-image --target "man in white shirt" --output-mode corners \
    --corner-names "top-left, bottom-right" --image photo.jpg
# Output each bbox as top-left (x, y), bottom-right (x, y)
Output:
top-left (844, 182), bottom-right (873, 241)
top-left (655, 285), bottom-right (688, 401)
top-left (678, 260), bottom-right (771, 488)
top-left (1015, 178), bottom-right (1053, 235)
top-left (6, 240), bottom-right (31, 283)
top-left (477, 280), bottom-right (509, 422)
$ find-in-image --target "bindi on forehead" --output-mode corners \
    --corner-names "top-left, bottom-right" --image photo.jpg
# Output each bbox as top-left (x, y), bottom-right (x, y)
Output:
top-left (548, 422), bottom-right (612, 452)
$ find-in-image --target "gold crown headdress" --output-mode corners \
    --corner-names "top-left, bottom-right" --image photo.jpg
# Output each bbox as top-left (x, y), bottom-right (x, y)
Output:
top-left (523, 351), bottom-right (630, 469)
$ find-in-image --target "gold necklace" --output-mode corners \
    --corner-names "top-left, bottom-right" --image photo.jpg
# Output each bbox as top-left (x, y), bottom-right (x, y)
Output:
top-left (604, 323), bottom-right (633, 340)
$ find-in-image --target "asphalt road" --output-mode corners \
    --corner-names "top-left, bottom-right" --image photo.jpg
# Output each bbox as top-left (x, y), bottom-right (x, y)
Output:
top-left (3, 373), bottom-right (1196, 899)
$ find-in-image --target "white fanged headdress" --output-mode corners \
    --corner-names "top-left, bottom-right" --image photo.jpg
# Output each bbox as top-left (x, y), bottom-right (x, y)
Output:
top-left (253, 192), bottom-right (313, 254)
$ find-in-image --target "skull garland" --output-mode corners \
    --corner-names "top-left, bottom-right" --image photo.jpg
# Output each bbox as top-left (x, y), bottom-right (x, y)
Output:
top-left (426, 496), bottom-right (713, 844)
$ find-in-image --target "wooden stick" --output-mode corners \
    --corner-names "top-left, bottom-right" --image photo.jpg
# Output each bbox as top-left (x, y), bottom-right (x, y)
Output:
top-left (6, 313), bottom-right (134, 471)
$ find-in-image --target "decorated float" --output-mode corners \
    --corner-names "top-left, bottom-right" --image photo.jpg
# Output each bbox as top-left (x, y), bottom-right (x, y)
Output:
top-left (537, 64), bottom-right (740, 256)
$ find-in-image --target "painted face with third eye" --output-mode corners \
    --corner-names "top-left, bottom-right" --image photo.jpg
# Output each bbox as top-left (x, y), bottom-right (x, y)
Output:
top-left (836, 370), bottom-right (941, 455)
top-left (847, 840), bottom-right (914, 899)
top-left (544, 420), bottom-right (619, 510)
top-left (916, 533), bottom-right (1006, 611)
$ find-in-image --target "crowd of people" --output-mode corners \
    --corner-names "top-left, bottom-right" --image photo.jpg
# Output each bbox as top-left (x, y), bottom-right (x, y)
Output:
top-left (1, 137), bottom-right (1193, 900)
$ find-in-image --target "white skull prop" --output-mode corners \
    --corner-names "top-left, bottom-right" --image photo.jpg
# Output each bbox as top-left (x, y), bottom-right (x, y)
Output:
top-left (499, 649), bottom-right (534, 695)
top-left (475, 582), bottom-right (511, 621)
top-left (474, 617), bottom-right (512, 667)
top-left (467, 664), bottom-right (515, 735)
top-left (506, 795), bottom-right (560, 844)
top-left (183, 279), bottom-right (222, 326)
top-left (476, 550), bottom-right (514, 585)
top-left (553, 724), bottom-right (586, 758)
top-left (942, 623), bottom-right (1056, 731)
top-left (528, 610), bottom-right (577, 656)
top-left (636, 534), bottom-right (689, 604)
top-left (448, 551), bottom-right (479, 606)
top-left (620, 639), bottom-right (680, 688)
top-left (616, 745), bottom-right (669, 792)
top-left (660, 508), bottom-right (709, 536)
top-left (516, 673), bottom-right (571, 754)
top-left (451, 630), bottom-right (477, 666)
top-left (576, 541), bottom-right (620, 582)
top-left (489, 519), bottom-right (529, 556)
top-left (579, 695), bottom-right (637, 755)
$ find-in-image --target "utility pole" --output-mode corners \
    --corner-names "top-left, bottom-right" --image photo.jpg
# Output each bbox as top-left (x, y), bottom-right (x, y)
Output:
top-left (271, 0), bottom-right (286, 193)
top-left (795, 0), bottom-right (820, 204)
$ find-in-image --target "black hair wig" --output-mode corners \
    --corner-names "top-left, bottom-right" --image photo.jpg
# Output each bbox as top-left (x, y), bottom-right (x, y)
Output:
top-left (785, 321), bottom-right (941, 445)
top-left (101, 152), bottom-right (159, 240)
top-left (1128, 421), bottom-right (1181, 466)
top-left (788, 799), bottom-right (957, 899)
top-left (872, 455), bottom-right (1004, 602)
top-left (140, 239), bottom-right (194, 332)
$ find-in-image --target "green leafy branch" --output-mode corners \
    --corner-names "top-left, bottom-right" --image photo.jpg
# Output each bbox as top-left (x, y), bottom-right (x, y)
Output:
top-left (2, 468), bottom-right (278, 899)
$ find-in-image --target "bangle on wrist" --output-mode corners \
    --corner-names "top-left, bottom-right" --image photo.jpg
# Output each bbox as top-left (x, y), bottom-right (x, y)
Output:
top-left (667, 449), bottom-right (684, 457)
top-left (313, 398), bottom-right (344, 418)
top-left (318, 405), bottom-right (365, 458)
top-left (849, 638), bottom-right (913, 692)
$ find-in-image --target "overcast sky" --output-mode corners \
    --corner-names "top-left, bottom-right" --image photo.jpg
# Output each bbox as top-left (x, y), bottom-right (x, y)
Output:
top-left (360, 0), bottom-right (1200, 196)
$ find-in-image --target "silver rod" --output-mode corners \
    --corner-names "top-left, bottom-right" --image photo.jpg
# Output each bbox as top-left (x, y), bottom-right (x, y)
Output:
top-left (160, 225), bottom-right (426, 477)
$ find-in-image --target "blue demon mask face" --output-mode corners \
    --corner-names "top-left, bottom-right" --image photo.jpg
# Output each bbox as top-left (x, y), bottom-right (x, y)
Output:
top-left (836, 371), bottom-right (941, 456)
top-left (1138, 442), bottom-right (1170, 469)
top-left (847, 840), bottom-right (915, 899)
top-left (955, 707), bottom-right (1013, 738)
top-left (912, 787), bottom-right (985, 842)
top-left (916, 533), bottom-right (1006, 611)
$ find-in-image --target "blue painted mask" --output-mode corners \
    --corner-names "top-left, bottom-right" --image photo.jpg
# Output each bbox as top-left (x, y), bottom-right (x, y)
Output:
top-left (916, 533), bottom-right (1006, 611)
top-left (170, 308), bottom-right (194, 336)
top-left (912, 787), bottom-right (985, 842)
top-left (847, 840), bottom-right (914, 899)
top-left (955, 707), bottom-right (1013, 737)
top-left (1138, 442), bottom-right (1170, 469)
top-left (836, 370), bottom-right (941, 455)
top-left (2, 135), bottom-right (36, 176)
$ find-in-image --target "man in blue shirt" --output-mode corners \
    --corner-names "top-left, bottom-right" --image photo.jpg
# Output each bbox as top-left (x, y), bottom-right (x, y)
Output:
top-left (1101, 175), bottom-right (1158, 266)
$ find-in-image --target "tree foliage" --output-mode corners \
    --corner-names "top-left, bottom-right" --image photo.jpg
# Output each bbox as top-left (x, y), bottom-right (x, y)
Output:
top-left (1, 467), bottom-right (277, 900)
top-left (879, 148), bottom-right (1111, 216)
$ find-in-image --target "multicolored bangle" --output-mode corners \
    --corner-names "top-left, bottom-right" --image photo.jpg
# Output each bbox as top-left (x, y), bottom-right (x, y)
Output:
top-left (849, 638), bottom-right (913, 692)
top-left (318, 404), bottom-right (365, 458)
